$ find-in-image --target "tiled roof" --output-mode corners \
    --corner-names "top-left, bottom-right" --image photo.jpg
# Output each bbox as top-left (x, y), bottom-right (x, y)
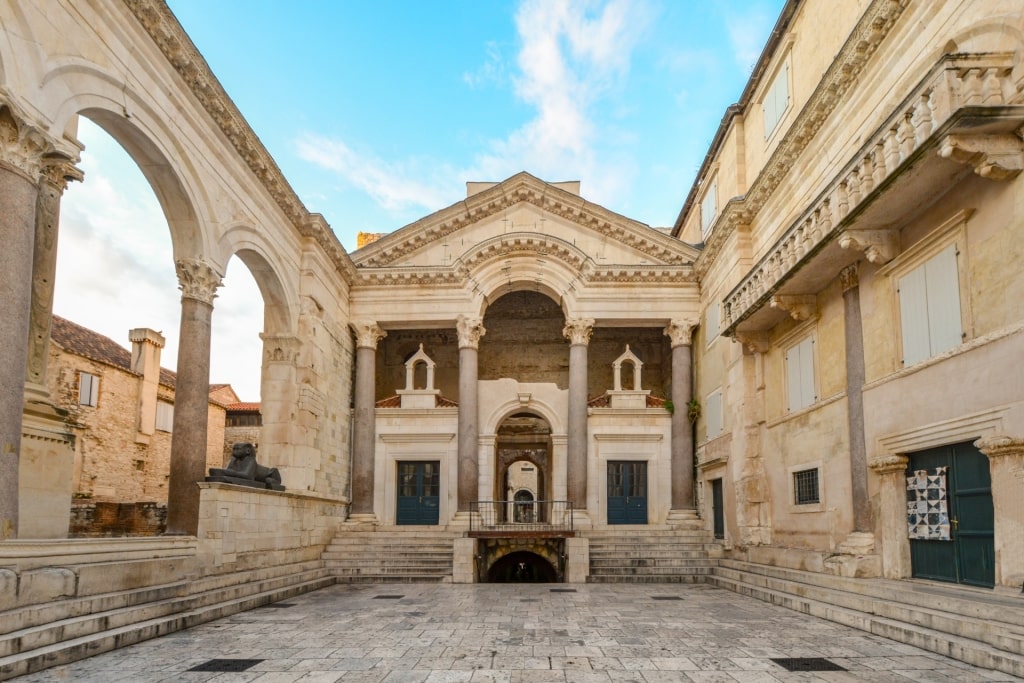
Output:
top-left (587, 393), bottom-right (668, 408)
top-left (375, 394), bottom-right (459, 408)
top-left (227, 402), bottom-right (261, 412)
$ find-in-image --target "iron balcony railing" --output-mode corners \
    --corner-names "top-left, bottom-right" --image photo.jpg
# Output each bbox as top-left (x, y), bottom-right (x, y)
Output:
top-left (469, 500), bottom-right (574, 535)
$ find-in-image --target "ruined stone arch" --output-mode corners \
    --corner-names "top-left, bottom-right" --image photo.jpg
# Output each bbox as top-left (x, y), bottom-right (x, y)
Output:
top-left (219, 230), bottom-right (298, 337)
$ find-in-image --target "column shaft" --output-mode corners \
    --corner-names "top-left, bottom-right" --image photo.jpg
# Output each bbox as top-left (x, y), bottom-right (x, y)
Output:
top-left (0, 166), bottom-right (38, 539)
top-left (567, 343), bottom-right (588, 507)
top-left (165, 297), bottom-right (215, 535)
top-left (458, 346), bottom-right (479, 511)
top-left (351, 345), bottom-right (377, 515)
top-left (671, 343), bottom-right (695, 509)
top-left (843, 274), bottom-right (871, 532)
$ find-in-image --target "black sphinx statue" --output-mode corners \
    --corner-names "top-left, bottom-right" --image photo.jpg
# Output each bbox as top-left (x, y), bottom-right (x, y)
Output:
top-left (206, 442), bottom-right (285, 491)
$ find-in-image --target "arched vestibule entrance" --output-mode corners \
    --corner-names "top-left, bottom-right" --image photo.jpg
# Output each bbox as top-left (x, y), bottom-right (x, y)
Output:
top-left (495, 413), bottom-right (552, 522)
top-left (478, 539), bottom-right (564, 583)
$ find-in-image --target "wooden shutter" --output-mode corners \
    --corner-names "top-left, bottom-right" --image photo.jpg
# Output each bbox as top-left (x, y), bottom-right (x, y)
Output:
top-left (924, 245), bottom-right (962, 356)
top-left (786, 337), bottom-right (816, 411)
top-left (706, 390), bottom-right (723, 438)
top-left (898, 264), bottom-right (930, 366)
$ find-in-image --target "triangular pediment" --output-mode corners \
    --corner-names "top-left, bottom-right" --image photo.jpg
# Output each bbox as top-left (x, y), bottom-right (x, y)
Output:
top-left (351, 173), bottom-right (700, 283)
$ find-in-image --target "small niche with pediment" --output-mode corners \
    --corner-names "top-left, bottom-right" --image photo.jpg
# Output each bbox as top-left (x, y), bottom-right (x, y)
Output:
top-left (397, 344), bottom-right (441, 409)
top-left (606, 345), bottom-right (651, 409)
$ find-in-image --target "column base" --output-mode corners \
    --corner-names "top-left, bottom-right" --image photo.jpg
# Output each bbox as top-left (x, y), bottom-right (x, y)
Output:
top-left (824, 531), bottom-right (882, 578)
top-left (448, 511), bottom-right (472, 532)
top-left (343, 513), bottom-right (378, 530)
top-left (570, 509), bottom-right (593, 530)
top-left (666, 508), bottom-right (702, 529)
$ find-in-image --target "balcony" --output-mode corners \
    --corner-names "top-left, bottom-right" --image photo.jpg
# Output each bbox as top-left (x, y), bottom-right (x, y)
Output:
top-left (722, 53), bottom-right (1024, 339)
top-left (468, 500), bottom-right (575, 537)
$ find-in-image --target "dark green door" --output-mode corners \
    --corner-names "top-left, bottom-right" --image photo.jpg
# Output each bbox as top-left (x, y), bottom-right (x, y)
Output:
top-left (607, 461), bottom-right (647, 525)
top-left (711, 478), bottom-right (725, 540)
top-left (396, 461), bottom-right (440, 525)
top-left (908, 442), bottom-right (994, 588)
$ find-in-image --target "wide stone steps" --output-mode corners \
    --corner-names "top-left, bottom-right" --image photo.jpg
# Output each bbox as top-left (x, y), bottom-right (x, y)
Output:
top-left (709, 559), bottom-right (1024, 678)
top-left (323, 530), bottom-right (455, 583)
top-left (0, 561), bottom-right (333, 681)
top-left (584, 528), bottom-right (719, 584)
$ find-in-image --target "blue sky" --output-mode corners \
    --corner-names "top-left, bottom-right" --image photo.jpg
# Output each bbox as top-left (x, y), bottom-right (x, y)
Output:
top-left (55, 0), bottom-right (785, 401)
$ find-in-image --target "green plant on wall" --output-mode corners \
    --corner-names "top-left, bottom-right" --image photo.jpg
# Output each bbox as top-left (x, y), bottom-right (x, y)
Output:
top-left (687, 398), bottom-right (701, 423)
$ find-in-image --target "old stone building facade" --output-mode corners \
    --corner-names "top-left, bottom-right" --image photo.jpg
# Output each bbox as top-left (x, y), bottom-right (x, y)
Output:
top-left (1, 0), bottom-right (1023, 677)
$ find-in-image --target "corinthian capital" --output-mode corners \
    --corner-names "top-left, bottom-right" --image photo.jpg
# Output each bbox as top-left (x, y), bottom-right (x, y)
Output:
top-left (39, 154), bottom-right (84, 192)
top-left (975, 435), bottom-right (1024, 460)
top-left (0, 104), bottom-right (48, 181)
top-left (456, 315), bottom-right (486, 350)
top-left (563, 318), bottom-right (595, 346)
top-left (175, 258), bottom-right (223, 305)
top-left (352, 321), bottom-right (387, 349)
top-left (664, 318), bottom-right (699, 347)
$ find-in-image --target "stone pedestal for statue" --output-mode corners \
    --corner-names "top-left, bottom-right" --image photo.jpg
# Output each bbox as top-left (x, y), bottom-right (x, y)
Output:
top-left (19, 401), bottom-right (75, 538)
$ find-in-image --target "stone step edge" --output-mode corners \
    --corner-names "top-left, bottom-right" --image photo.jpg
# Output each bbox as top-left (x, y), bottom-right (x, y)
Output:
top-left (708, 572), bottom-right (1024, 679)
top-left (0, 567), bottom-right (332, 658)
top-left (0, 574), bottom-right (335, 682)
top-left (718, 559), bottom-right (1024, 629)
top-left (712, 565), bottom-right (1024, 655)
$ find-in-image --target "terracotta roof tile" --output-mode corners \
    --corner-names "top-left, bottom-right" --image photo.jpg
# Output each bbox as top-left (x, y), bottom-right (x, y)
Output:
top-left (227, 402), bottom-right (261, 412)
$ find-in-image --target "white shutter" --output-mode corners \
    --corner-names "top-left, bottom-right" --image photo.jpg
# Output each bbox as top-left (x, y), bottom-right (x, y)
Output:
top-left (764, 62), bottom-right (789, 136)
top-left (785, 344), bottom-right (803, 411)
top-left (706, 302), bottom-right (720, 343)
top-left (898, 264), bottom-right (930, 366)
top-left (706, 390), bottom-right (723, 438)
top-left (156, 401), bottom-right (174, 432)
top-left (786, 337), bottom-right (816, 411)
top-left (924, 245), bottom-right (962, 356)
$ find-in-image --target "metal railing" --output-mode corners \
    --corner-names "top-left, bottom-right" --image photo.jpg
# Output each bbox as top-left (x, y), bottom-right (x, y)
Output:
top-left (469, 500), bottom-right (574, 535)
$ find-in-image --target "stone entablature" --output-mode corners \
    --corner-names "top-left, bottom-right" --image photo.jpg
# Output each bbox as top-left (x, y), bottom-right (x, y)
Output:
top-left (721, 52), bottom-right (1022, 335)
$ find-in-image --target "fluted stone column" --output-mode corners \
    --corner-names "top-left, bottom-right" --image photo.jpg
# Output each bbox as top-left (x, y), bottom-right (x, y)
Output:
top-left (869, 453), bottom-right (911, 579)
top-left (456, 315), bottom-right (485, 513)
top-left (975, 435), bottom-right (1024, 589)
top-left (665, 319), bottom-right (698, 511)
top-left (841, 264), bottom-right (871, 532)
top-left (563, 318), bottom-right (594, 511)
top-left (25, 158), bottom-right (83, 401)
top-left (350, 321), bottom-right (386, 519)
top-left (165, 258), bottom-right (222, 536)
top-left (0, 107), bottom-right (48, 539)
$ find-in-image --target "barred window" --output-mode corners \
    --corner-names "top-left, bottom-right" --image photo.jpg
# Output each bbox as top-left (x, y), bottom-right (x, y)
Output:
top-left (793, 468), bottom-right (820, 505)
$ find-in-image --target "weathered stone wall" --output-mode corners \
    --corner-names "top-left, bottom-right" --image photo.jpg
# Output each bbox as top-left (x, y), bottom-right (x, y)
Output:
top-left (69, 502), bottom-right (167, 536)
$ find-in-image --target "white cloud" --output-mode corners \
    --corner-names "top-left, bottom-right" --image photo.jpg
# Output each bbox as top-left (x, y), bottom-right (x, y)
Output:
top-left (724, 7), bottom-right (774, 73)
top-left (462, 40), bottom-right (508, 89)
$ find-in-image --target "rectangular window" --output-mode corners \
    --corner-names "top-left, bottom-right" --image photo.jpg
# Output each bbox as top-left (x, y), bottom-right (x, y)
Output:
top-left (763, 61), bottom-right (790, 137)
top-left (705, 389), bottom-right (723, 439)
top-left (898, 244), bottom-right (962, 366)
top-left (785, 336), bottom-right (816, 411)
top-left (78, 372), bottom-right (99, 407)
top-left (700, 178), bottom-right (717, 236)
top-left (793, 468), bottom-right (820, 505)
top-left (156, 400), bottom-right (174, 432)
top-left (705, 302), bottom-right (721, 345)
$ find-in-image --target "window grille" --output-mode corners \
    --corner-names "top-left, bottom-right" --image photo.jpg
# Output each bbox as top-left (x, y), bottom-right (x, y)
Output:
top-left (793, 468), bottom-right (820, 505)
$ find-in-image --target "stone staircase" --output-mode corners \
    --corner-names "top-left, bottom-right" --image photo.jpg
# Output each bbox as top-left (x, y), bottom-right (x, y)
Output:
top-left (584, 526), bottom-right (721, 583)
top-left (0, 560), bottom-right (333, 680)
top-left (709, 559), bottom-right (1024, 678)
top-left (323, 529), bottom-right (455, 583)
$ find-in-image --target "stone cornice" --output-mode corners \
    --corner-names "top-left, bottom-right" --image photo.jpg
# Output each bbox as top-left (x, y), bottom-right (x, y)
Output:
top-left (693, 0), bottom-right (908, 280)
top-left (122, 0), bottom-right (356, 283)
top-left (353, 173), bottom-right (699, 269)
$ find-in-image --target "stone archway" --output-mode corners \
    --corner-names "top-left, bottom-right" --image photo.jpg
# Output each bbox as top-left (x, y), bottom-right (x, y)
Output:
top-left (495, 413), bottom-right (552, 521)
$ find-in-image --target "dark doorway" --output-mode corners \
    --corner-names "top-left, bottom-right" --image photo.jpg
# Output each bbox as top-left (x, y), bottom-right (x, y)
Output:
top-left (711, 478), bottom-right (725, 539)
top-left (908, 441), bottom-right (994, 588)
top-left (396, 461), bottom-right (440, 525)
top-left (487, 551), bottom-right (558, 583)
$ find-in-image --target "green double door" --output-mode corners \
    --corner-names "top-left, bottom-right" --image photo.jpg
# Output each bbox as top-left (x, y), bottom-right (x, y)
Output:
top-left (396, 461), bottom-right (439, 525)
top-left (908, 441), bottom-right (994, 588)
top-left (607, 461), bottom-right (647, 525)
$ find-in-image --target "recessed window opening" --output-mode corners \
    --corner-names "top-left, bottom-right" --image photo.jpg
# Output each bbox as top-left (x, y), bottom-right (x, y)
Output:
top-left (793, 468), bottom-right (820, 505)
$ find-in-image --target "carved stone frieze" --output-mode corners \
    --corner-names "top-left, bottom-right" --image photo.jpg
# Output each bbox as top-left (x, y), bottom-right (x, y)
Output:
top-left (260, 333), bottom-right (301, 364)
top-left (664, 318), bottom-right (700, 347)
top-left (562, 318), bottom-right (595, 346)
top-left (838, 229), bottom-right (899, 264)
top-left (174, 258), bottom-right (223, 305)
top-left (456, 315), bottom-right (486, 350)
top-left (938, 133), bottom-right (1024, 180)
top-left (351, 321), bottom-right (387, 349)
top-left (769, 295), bottom-right (817, 321)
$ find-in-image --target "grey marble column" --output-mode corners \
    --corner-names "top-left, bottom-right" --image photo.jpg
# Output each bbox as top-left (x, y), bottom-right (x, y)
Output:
top-left (350, 321), bottom-right (386, 517)
top-left (0, 114), bottom-right (47, 539)
top-left (457, 316), bottom-right (485, 512)
top-left (665, 319), bottom-right (698, 510)
top-left (563, 319), bottom-right (594, 509)
top-left (841, 264), bottom-right (871, 532)
top-left (165, 258), bottom-right (222, 536)
top-left (25, 157), bottom-right (82, 399)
